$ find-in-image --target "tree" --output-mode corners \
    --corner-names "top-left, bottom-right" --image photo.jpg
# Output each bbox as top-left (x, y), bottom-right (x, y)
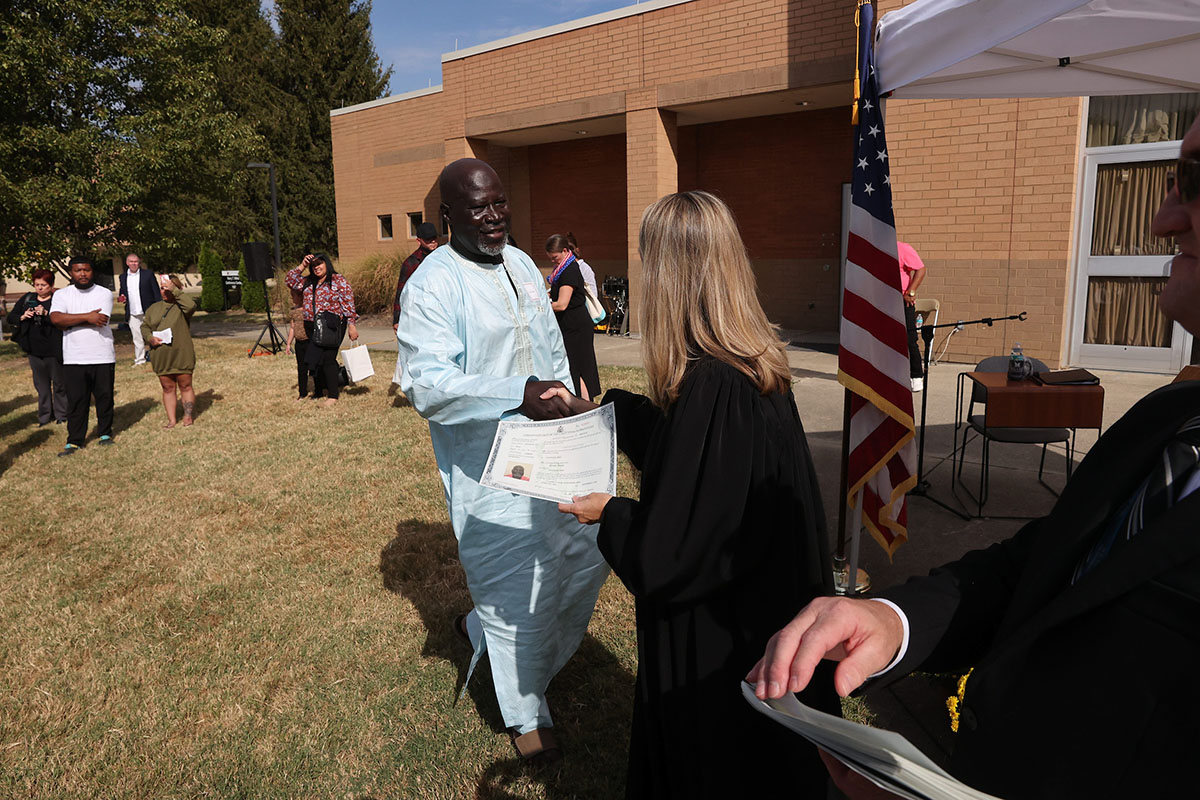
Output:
top-left (272, 0), bottom-right (391, 261)
top-left (238, 252), bottom-right (267, 312)
top-left (198, 243), bottom-right (225, 312)
top-left (0, 1), bottom-right (256, 278)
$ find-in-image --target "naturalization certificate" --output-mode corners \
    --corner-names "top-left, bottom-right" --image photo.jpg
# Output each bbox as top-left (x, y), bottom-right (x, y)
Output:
top-left (480, 403), bottom-right (617, 504)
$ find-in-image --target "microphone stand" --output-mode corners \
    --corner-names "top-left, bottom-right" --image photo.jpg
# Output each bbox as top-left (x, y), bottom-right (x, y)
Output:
top-left (908, 311), bottom-right (1027, 519)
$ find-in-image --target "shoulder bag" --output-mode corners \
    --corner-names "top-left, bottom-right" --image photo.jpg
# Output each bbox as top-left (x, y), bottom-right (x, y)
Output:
top-left (309, 280), bottom-right (343, 348)
top-left (584, 286), bottom-right (606, 324)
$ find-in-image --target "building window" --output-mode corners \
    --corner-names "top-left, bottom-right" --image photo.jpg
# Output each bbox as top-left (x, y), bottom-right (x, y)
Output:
top-left (378, 214), bottom-right (393, 241)
top-left (408, 212), bottom-right (423, 238)
top-left (1086, 92), bottom-right (1200, 148)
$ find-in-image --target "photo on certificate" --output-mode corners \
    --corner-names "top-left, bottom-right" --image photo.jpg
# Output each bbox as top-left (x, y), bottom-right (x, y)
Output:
top-left (480, 403), bottom-right (617, 504)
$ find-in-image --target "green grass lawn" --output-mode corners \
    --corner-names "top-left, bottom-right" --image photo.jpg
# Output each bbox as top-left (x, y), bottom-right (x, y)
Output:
top-left (0, 334), bottom-right (873, 798)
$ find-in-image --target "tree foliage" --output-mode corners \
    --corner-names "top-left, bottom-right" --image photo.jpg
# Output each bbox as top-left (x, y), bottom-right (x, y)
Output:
top-left (238, 252), bottom-right (267, 312)
top-left (272, 0), bottom-right (391, 261)
top-left (1, 0), bottom-right (391, 279)
top-left (198, 242), bottom-right (225, 312)
top-left (0, 0), bottom-right (255, 277)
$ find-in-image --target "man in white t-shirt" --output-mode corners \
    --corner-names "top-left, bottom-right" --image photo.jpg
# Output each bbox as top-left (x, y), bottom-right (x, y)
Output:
top-left (118, 252), bottom-right (160, 366)
top-left (50, 256), bottom-right (117, 455)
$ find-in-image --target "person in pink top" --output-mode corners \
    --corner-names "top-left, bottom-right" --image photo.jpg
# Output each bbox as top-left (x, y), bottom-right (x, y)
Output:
top-left (897, 241), bottom-right (926, 392)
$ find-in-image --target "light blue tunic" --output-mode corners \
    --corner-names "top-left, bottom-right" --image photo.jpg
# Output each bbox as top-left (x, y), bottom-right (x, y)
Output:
top-left (396, 244), bottom-right (610, 734)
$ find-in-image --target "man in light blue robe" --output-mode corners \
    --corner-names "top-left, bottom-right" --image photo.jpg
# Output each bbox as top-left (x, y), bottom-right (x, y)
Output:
top-left (396, 159), bottom-right (609, 762)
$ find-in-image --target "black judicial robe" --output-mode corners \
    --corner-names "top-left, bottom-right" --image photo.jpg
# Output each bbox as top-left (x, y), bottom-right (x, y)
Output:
top-left (598, 356), bottom-right (839, 799)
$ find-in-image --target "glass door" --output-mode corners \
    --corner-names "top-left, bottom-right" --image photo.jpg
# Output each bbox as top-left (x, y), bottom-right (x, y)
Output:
top-left (1070, 143), bottom-right (1192, 372)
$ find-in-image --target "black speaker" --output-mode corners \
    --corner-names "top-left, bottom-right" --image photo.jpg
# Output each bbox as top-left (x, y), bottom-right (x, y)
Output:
top-left (241, 242), bottom-right (272, 282)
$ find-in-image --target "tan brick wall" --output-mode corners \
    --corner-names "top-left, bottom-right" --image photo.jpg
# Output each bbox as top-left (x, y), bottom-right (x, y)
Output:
top-left (331, 92), bottom-right (447, 265)
top-left (626, 103), bottom-right (679, 333)
top-left (888, 96), bottom-right (1082, 367)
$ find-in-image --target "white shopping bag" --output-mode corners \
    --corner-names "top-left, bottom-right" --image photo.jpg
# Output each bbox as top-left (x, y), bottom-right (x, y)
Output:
top-left (342, 344), bottom-right (375, 383)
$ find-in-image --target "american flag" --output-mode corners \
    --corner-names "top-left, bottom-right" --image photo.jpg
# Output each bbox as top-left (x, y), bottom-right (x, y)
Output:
top-left (838, 4), bottom-right (916, 557)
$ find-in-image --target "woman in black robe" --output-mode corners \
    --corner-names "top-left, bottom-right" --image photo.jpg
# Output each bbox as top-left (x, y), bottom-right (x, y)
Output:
top-left (546, 234), bottom-right (601, 401)
top-left (556, 191), bottom-right (839, 798)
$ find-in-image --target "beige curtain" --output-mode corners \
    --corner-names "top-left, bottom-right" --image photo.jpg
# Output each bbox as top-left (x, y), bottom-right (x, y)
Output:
top-left (1084, 277), bottom-right (1172, 347)
top-left (1091, 161), bottom-right (1175, 256)
top-left (1087, 93), bottom-right (1200, 147)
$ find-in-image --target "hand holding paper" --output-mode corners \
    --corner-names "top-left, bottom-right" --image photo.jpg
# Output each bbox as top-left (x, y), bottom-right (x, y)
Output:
top-left (480, 404), bottom-right (617, 504)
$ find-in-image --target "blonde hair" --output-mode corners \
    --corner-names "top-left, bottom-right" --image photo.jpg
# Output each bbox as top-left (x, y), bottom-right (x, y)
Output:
top-left (638, 191), bottom-right (791, 408)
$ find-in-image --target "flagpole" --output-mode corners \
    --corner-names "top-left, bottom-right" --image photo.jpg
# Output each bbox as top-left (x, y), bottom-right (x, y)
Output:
top-left (848, 489), bottom-right (864, 597)
top-left (833, 0), bottom-right (875, 597)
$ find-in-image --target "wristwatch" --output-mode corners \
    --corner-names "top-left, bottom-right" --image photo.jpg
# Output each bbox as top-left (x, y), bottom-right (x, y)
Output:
top-left (905, 290), bottom-right (916, 298)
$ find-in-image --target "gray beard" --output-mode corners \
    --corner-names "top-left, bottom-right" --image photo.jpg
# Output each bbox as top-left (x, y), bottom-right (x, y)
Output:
top-left (478, 240), bottom-right (506, 257)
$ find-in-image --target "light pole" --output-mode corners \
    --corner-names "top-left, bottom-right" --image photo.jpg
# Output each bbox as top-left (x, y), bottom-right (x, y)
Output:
top-left (247, 161), bottom-right (286, 356)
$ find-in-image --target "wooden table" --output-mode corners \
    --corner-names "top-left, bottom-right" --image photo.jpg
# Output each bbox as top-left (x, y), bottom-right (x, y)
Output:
top-left (953, 371), bottom-right (1105, 517)
top-left (960, 371), bottom-right (1104, 429)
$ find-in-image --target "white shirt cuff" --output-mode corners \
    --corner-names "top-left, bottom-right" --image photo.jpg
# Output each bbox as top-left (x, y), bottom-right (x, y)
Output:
top-left (866, 598), bottom-right (910, 679)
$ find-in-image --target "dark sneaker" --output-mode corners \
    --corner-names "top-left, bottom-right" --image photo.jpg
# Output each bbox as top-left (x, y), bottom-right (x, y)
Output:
top-left (98, 435), bottom-right (115, 446)
top-left (58, 444), bottom-right (81, 457)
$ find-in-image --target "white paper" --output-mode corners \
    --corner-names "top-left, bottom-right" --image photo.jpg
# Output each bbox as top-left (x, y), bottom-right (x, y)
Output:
top-left (480, 403), bottom-right (617, 504)
top-left (741, 683), bottom-right (1002, 800)
top-left (154, 328), bottom-right (173, 345)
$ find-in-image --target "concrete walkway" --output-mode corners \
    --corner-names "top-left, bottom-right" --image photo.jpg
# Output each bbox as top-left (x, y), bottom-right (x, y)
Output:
top-left (202, 319), bottom-right (1177, 764)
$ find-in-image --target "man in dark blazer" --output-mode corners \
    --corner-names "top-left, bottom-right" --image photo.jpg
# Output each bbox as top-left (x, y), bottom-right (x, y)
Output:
top-left (749, 115), bottom-right (1200, 799)
top-left (117, 253), bottom-right (161, 365)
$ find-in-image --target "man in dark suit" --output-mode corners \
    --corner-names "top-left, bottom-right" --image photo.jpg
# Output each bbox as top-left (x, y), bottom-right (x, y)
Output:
top-left (117, 253), bottom-right (161, 365)
top-left (749, 115), bottom-right (1200, 799)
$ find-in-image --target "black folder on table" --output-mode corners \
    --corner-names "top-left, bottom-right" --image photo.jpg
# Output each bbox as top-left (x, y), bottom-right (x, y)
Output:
top-left (1033, 368), bottom-right (1100, 386)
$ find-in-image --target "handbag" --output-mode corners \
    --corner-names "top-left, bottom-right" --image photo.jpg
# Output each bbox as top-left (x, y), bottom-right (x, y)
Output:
top-left (584, 286), bottom-right (606, 324)
top-left (341, 343), bottom-right (375, 382)
top-left (309, 282), bottom-right (343, 348)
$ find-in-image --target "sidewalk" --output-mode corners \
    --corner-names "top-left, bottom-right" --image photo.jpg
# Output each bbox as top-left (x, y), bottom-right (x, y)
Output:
top-left (208, 319), bottom-right (1176, 764)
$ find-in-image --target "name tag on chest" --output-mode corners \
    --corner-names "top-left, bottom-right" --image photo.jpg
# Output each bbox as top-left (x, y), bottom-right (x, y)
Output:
top-left (521, 282), bottom-right (543, 306)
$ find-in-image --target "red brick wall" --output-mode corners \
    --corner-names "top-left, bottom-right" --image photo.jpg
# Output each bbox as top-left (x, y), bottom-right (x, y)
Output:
top-left (528, 134), bottom-right (628, 275)
top-left (679, 107), bottom-right (852, 331)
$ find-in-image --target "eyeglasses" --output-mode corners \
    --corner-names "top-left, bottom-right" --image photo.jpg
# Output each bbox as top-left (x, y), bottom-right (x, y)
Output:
top-left (1166, 157), bottom-right (1200, 205)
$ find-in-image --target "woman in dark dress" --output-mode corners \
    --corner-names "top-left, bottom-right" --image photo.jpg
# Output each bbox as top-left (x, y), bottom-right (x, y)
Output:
top-left (545, 234), bottom-right (600, 401)
top-left (555, 191), bottom-right (839, 798)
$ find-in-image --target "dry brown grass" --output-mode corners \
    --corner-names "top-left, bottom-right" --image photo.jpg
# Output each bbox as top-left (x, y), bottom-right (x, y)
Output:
top-left (0, 335), bottom-right (646, 799)
top-left (0, 333), bottom-right (873, 798)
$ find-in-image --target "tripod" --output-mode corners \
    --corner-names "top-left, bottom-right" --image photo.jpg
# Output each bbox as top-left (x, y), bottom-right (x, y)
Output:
top-left (248, 279), bottom-right (286, 357)
top-left (908, 310), bottom-right (1028, 519)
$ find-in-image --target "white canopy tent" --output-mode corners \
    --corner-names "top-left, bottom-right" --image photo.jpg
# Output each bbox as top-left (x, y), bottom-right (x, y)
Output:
top-left (875, 0), bottom-right (1200, 99)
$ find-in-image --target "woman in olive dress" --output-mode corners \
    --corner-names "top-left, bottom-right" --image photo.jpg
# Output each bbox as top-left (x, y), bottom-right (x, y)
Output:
top-left (142, 275), bottom-right (197, 428)
top-left (555, 192), bottom-right (839, 799)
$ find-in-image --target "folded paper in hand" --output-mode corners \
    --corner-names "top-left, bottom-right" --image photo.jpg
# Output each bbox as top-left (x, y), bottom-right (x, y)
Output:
top-left (154, 328), bottom-right (173, 345)
top-left (741, 683), bottom-right (1001, 800)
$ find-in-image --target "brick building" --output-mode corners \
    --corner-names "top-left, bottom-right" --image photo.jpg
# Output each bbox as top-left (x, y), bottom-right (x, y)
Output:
top-left (330, 0), bottom-right (1198, 372)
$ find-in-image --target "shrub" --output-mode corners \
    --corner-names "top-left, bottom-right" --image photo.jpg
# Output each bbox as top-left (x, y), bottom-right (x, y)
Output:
top-left (238, 253), bottom-right (267, 312)
top-left (198, 243), bottom-right (224, 312)
top-left (337, 251), bottom-right (406, 317)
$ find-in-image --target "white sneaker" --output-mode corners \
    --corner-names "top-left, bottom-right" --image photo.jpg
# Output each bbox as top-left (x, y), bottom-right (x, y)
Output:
top-left (911, 377), bottom-right (924, 392)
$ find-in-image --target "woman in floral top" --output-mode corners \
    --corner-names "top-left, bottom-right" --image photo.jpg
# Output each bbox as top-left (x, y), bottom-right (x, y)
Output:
top-left (285, 253), bottom-right (359, 406)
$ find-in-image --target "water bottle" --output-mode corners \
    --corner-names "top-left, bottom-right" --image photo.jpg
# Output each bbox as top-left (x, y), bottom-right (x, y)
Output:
top-left (915, 312), bottom-right (924, 330)
top-left (1007, 342), bottom-right (1028, 381)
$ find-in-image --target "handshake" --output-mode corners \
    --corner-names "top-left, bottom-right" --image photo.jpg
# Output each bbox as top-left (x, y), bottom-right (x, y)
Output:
top-left (517, 380), bottom-right (595, 420)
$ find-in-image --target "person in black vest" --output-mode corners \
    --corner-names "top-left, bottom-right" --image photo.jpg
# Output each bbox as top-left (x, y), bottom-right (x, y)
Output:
top-left (6, 268), bottom-right (67, 425)
top-left (749, 114), bottom-right (1200, 800)
top-left (117, 253), bottom-right (161, 366)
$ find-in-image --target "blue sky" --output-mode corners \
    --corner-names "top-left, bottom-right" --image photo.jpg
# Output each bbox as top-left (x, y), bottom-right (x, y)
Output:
top-left (369, 0), bottom-right (640, 95)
